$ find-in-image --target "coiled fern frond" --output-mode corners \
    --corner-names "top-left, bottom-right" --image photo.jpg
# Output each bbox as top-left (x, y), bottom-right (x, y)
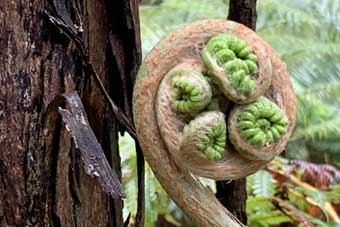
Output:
top-left (169, 67), bottom-right (212, 113)
top-left (237, 97), bottom-right (288, 147)
top-left (181, 111), bottom-right (227, 160)
top-left (202, 34), bottom-right (257, 97)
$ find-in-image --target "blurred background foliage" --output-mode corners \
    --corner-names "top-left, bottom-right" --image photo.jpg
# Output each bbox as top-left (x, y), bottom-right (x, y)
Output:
top-left (122, 0), bottom-right (340, 226)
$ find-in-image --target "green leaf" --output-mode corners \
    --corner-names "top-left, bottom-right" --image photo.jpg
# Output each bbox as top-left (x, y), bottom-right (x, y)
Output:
top-left (248, 210), bottom-right (292, 227)
top-left (246, 196), bottom-right (274, 214)
top-left (248, 170), bottom-right (277, 197)
top-left (325, 185), bottom-right (340, 203)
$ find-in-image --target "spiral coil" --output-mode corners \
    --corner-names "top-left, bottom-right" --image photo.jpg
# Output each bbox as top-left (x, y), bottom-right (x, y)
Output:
top-left (133, 20), bottom-right (296, 227)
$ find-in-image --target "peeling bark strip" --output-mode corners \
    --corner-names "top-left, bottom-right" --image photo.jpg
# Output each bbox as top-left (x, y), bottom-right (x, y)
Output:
top-left (44, 8), bottom-right (137, 139)
top-left (49, 92), bottom-right (125, 198)
top-left (46, 3), bottom-right (144, 224)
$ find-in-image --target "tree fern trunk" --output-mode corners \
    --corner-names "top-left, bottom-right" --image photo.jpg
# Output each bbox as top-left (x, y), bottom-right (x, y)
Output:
top-left (228, 0), bottom-right (257, 30)
top-left (216, 0), bottom-right (258, 224)
top-left (0, 0), bottom-right (141, 226)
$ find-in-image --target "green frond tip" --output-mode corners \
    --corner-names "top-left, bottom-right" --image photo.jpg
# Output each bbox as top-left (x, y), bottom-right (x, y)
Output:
top-left (202, 33), bottom-right (258, 96)
top-left (237, 97), bottom-right (289, 147)
top-left (170, 68), bottom-right (212, 113)
top-left (196, 119), bottom-right (227, 161)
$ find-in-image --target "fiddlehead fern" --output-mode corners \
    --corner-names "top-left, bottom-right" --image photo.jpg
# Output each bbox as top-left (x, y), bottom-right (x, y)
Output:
top-left (228, 96), bottom-right (290, 160)
top-left (169, 67), bottom-right (212, 113)
top-left (201, 33), bottom-right (272, 103)
top-left (133, 20), bottom-right (296, 227)
top-left (181, 111), bottom-right (226, 161)
top-left (237, 97), bottom-right (288, 146)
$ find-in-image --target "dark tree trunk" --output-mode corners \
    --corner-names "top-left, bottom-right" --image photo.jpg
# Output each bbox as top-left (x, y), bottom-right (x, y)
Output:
top-left (216, 0), bottom-right (257, 225)
top-left (0, 0), bottom-right (141, 226)
top-left (228, 0), bottom-right (257, 30)
top-left (216, 179), bottom-right (248, 224)
top-left (155, 215), bottom-right (177, 227)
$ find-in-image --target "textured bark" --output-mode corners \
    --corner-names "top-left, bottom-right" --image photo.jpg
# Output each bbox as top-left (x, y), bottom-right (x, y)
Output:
top-left (0, 0), bottom-right (141, 226)
top-left (135, 144), bottom-right (145, 227)
top-left (215, 0), bottom-right (258, 224)
top-left (155, 215), bottom-right (177, 227)
top-left (216, 179), bottom-right (248, 224)
top-left (228, 0), bottom-right (257, 30)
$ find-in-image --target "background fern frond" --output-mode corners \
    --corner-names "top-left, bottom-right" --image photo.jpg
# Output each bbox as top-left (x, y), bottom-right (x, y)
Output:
top-left (248, 170), bottom-right (277, 197)
top-left (140, 0), bottom-right (227, 55)
top-left (248, 210), bottom-right (293, 227)
top-left (246, 196), bottom-right (274, 213)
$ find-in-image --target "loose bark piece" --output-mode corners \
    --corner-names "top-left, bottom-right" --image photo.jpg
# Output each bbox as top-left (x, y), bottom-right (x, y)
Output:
top-left (47, 92), bottom-right (125, 198)
top-left (44, 8), bottom-right (137, 139)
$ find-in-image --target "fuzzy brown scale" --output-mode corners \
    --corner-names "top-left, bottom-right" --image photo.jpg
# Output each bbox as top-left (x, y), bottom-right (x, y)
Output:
top-left (133, 20), bottom-right (296, 227)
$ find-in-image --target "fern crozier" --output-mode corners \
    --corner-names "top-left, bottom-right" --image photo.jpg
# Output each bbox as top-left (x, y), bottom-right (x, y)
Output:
top-left (181, 111), bottom-right (227, 161)
top-left (169, 67), bottom-right (212, 113)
